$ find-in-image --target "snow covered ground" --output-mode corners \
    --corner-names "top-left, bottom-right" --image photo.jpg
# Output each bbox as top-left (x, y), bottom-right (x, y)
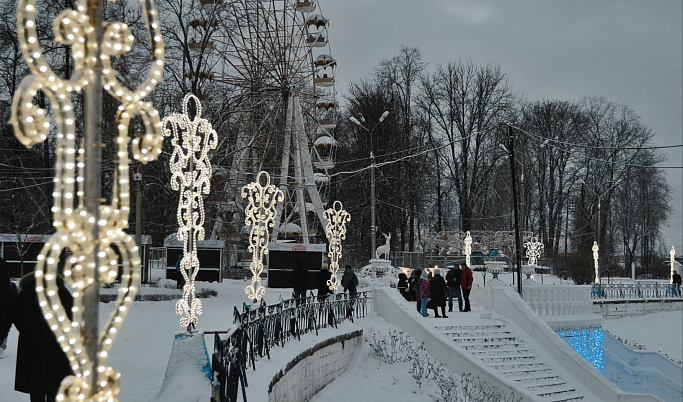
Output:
top-left (0, 271), bottom-right (680, 401)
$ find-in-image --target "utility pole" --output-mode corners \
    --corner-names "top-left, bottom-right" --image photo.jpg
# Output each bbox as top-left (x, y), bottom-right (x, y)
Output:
top-left (350, 111), bottom-right (389, 262)
top-left (507, 125), bottom-right (523, 296)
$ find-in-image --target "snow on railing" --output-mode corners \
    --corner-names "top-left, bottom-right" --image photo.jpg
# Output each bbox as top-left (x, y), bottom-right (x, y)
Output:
top-left (210, 291), bottom-right (369, 402)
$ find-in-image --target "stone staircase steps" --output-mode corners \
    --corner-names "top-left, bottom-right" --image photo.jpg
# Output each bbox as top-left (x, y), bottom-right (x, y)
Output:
top-left (461, 342), bottom-right (525, 350)
top-left (440, 323), bottom-right (584, 401)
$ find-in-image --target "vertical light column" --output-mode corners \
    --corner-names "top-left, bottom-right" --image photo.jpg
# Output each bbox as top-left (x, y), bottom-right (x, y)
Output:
top-left (592, 241), bottom-right (600, 284)
top-left (670, 246), bottom-right (676, 284)
top-left (323, 200), bottom-right (350, 291)
top-left (464, 231), bottom-right (472, 267)
top-left (162, 94), bottom-right (217, 331)
top-left (10, 0), bottom-right (165, 398)
top-left (242, 171), bottom-right (283, 302)
top-left (523, 236), bottom-right (544, 279)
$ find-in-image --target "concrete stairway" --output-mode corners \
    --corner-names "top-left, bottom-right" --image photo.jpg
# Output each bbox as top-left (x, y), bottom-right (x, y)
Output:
top-left (439, 323), bottom-right (585, 402)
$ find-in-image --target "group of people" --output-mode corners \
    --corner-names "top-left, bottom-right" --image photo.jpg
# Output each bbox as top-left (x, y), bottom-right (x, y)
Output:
top-left (1, 258), bottom-right (74, 402)
top-left (405, 263), bottom-right (473, 318)
top-left (291, 261), bottom-right (359, 301)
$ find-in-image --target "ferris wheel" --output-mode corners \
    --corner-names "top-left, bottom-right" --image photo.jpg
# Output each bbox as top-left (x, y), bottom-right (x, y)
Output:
top-left (201, 0), bottom-right (338, 244)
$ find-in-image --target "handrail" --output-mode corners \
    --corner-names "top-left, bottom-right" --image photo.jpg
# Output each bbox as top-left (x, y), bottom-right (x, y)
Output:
top-left (591, 283), bottom-right (681, 300)
top-left (211, 291), bottom-right (369, 402)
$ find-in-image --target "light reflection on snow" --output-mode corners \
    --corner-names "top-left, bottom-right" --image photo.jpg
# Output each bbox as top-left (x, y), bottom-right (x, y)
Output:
top-left (555, 327), bottom-right (604, 372)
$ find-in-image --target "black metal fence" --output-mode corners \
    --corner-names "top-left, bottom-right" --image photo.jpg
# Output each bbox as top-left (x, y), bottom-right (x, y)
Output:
top-left (591, 283), bottom-right (681, 299)
top-left (210, 291), bottom-right (369, 402)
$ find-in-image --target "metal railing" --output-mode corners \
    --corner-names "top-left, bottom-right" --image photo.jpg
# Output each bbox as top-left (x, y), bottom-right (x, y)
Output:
top-left (211, 291), bottom-right (369, 402)
top-left (591, 283), bottom-right (682, 300)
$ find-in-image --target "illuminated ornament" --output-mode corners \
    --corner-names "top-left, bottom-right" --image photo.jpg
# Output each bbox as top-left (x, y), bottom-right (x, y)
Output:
top-left (464, 231), bottom-right (472, 267)
top-left (323, 201), bottom-right (350, 291)
top-left (9, 0), bottom-right (165, 398)
top-left (524, 237), bottom-right (543, 266)
top-left (162, 93), bottom-right (217, 330)
top-left (592, 241), bottom-right (600, 284)
top-left (670, 246), bottom-right (676, 284)
top-left (242, 171), bottom-right (283, 302)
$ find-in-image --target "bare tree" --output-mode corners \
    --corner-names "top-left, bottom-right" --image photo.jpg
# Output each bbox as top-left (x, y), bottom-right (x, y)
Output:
top-left (518, 100), bottom-right (584, 257)
top-left (376, 46), bottom-right (427, 251)
top-left (418, 60), bottom-right (518, 231)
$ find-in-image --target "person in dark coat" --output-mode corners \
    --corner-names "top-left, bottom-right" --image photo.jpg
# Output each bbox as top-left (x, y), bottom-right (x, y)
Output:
top-left (0, 258), bottom-right (19, 357)
top-left (461, 264), bottom-right (474, 312)
top-left (341, 265), bottom-right (358, 296)
top-left (429, 269), bottom-right (448, 318)
top-left (291, 260), bottom-right (308, 301)
top-left (175, 254), bottom-right (185, 289)
top-left (411, 269), bottom-right (422, 312)
top-left (446, 264), bottom-right (463, 312)
top-left (397, 271), bottom-right (408, 299)
top-left (14, 271), bottom-right (74, 401)
top-left (315, 264), bottom-right (332, 301)
top-left (673, 271), bottom-right (682, 297)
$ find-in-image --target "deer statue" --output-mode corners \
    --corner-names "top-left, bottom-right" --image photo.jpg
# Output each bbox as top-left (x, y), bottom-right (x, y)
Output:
top-left (375, 233), bottom-right (391, 260)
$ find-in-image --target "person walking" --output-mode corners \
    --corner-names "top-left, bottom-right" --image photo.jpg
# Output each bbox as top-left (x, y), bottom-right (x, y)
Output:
top-left (673, 270), bottom-right (682, 297)
top-left (446, 264), bottom-right (463, 312)
top-left (429, 269), bottom-right (448, 318)
top-left (315, 264), bottom-right (332, 301)
top-left (341, 265), bottom-right (359, 296)
top-left (14, 271), bottom-right (74, 402)
top-left (419, 270), bottom-right (430, 317)
top-left (0, 258), bottom-right (18, 358)
top-left (461, 264), bottom-right (474, 312)
top-left (291, 260), bottom-right (308, 301)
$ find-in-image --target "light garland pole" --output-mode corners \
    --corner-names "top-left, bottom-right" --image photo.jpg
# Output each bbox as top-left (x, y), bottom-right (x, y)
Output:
top-left (323, 200), bottom-right (350, 291)
top-left (592, 241), bottom-right (600, 284)
top-left (464, 231), bottom-right (472, 267)
top-left (523, 236), bottom-right (544, 279)
top-left (242, 171), bottom-right (283, 302)
top-left (10, 0), bottom-right (165, 398)
top-left (162, 93), bottom-right (217, 331)
top-left (670, 246), bottom-right (676, 284)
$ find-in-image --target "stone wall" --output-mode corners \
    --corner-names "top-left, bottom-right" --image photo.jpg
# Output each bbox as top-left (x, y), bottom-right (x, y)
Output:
top-left (593, 299), bottom-right (683, 319)
top-left (268, 330), bottom-right (362, 402)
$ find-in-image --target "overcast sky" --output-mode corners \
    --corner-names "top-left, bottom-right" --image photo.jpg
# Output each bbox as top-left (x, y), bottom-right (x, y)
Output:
top-left (320, 0), bottom-right (683, 254)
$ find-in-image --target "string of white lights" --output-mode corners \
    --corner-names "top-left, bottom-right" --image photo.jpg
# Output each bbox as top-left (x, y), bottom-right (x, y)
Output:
top-left (524, 236), bottom-right (544, 266)
top-left (10, 0), bottom-right (165, 398)
top-left (323, 200), bottom-right (350, 291)
top-left (162, 93), bottom-right (217, 330)
top-left (241, 171), bottom-right (283, 302)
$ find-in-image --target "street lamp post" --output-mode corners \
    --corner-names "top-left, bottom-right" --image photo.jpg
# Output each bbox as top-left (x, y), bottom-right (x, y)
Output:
top-left (350, 111), bottom-right (389, 261)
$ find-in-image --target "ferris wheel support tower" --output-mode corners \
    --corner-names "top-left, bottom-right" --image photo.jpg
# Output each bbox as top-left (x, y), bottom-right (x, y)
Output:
top-left (272, 93), bottom-right (329, 243)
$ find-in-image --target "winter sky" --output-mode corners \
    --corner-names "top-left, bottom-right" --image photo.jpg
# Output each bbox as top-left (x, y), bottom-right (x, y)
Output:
top-left (321, 0), bottom-right (683, 253)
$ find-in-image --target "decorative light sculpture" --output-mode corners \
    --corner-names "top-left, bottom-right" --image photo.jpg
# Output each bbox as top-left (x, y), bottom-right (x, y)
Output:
top-left (524, 237), bottom-right (544, 266)
top-left (464, 231), bottom-right (472, 267)
top-left (242, 171), bottom-right (283, 302)
top-left (9, 0), bottom-right (165, 398)
top-left (162, 93), bottom-right (217, 330)
top-left (323, 200), bottom-right (350, 291)
top-left (670, 246), bottom-right (676, 284)
top-left (592, 241), bottom-right (600, 284)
